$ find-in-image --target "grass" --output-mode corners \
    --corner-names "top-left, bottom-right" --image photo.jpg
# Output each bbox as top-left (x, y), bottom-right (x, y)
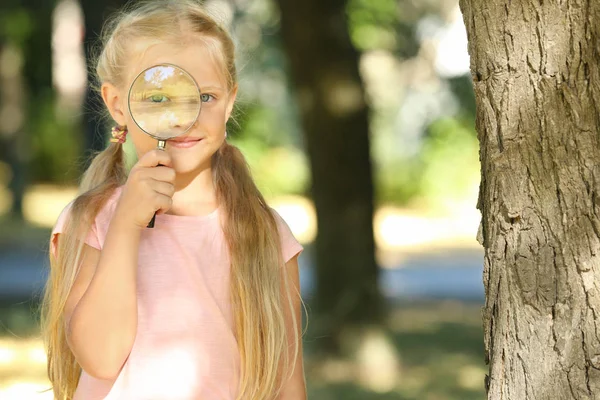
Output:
top-left (305, 300), bottom-right (486, 399)
top-left (0, 299), bottom-right (486, 399)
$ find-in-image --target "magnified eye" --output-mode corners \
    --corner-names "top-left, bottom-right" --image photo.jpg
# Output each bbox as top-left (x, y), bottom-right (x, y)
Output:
top-left (146, 94), bottom-right (170, 103)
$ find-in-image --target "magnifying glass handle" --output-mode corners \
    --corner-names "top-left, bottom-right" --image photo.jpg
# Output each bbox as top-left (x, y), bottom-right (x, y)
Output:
top-left (147, 140), bottom-right (167, 228)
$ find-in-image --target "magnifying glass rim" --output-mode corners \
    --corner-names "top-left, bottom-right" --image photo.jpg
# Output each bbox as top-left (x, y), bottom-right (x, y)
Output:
top-left (127, 62), bottom-right (202, 141)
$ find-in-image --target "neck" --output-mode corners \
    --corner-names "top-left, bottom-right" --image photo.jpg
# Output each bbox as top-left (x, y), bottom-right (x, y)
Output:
top-left (168, 162), bottom-right (218, 216)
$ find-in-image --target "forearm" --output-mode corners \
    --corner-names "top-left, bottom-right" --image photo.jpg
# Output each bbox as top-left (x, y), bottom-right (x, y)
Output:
top-left (276, 354), bottom-right (307, 400)
top-left (68, 210), bottom-right (141, 379)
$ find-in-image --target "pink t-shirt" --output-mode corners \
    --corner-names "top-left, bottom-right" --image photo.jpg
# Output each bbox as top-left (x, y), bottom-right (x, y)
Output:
top-left (50, 185), bottom-right (304, 400)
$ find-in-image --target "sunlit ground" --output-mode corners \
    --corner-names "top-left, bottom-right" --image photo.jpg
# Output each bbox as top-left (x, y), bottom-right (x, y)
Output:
top-left (0, 336), bottom-right (52, 400)
top-left (0, 301), bottom-right (485, 400)
top-left (0, 184), bottom-right (485, 399)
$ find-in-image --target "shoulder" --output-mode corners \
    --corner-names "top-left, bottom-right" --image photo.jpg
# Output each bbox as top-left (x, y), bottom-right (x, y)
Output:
top-left (51, 185), bottom-right (123, 250)
top-left (269, 207), bottom-right (304, 264)
top-left (97, 185), bottom-right (125, 222)
top-left (53, 185), bottom-right (123, 230)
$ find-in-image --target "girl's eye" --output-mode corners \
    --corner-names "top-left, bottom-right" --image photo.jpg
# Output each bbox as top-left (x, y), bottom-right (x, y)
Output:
top-left (200, 93), bottom-right (215, 103)
top-left (148, 94), bottom-right (169, 103)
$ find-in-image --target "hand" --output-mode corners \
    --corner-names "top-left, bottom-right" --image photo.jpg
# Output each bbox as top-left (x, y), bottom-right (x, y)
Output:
top-left (116, 149), bottom-right (176, 229)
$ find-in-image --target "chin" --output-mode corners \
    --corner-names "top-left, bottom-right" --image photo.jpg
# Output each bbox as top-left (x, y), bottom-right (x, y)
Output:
top-left (172, 159), bottom-right (210, 175)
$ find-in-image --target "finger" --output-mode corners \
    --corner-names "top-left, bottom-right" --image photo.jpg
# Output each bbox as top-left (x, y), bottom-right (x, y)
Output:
top-left (148, 166), bottom-right (176, 184)
top-left (138, 149), bottom-right (173, 168)
top-left (154, 193), bottom-right (173, 215)
top-left (149, 179), bottom-right (175, 198)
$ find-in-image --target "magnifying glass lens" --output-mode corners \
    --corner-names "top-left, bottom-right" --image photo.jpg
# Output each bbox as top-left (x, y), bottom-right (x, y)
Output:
top-left (128, 65), bottom-right (201, 140)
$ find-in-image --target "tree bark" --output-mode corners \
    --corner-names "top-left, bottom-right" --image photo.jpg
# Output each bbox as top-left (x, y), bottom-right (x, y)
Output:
top-left (274, 0), bottom-right (385, 353)
top-left (459, 0), bottom-right (600, 398)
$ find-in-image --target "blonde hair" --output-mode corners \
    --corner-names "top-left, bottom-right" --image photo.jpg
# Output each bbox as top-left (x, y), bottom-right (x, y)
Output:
top-left (40, 1), bottom-right (304, 399)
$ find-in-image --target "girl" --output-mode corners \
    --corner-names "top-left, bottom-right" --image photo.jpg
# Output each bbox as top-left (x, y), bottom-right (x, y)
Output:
top-left (41, 1), bottom-right (307, 399)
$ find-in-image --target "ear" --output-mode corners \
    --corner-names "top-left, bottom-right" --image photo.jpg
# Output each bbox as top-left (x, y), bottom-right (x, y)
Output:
top-left (101, 82), bottom-right (127, 126)
top-left (224, 84), bottom-right (238, 123)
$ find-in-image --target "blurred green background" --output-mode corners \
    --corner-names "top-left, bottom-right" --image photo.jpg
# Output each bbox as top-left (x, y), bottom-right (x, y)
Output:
top-left (0, 0), bottom-right (485, 399)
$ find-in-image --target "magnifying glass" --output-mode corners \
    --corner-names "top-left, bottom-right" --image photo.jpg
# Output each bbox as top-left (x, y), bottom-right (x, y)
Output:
top-left (128, 63), bottom-right (201, 228)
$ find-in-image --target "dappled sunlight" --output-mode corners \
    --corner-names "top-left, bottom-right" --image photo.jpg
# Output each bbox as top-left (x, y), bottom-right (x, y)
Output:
top-left (355, 328), bottom-right (401, 392)
top-left (374, 203), bottom-right (481, 253)
top-left (52, 0), bottom-right (86, 117)
top-left (323, 78), bottom-right (365, 117)
top-left (388, 301), bottom-right (482, 333)
top-left (310, 357), bottom-right (355, 383)
top-left (303, 302), bottom-right (485, 399)
top-left (0, 346), bottom-right (16, 364)
top-left (0, 338), bottom-right (47, 371)
top-left (11, 184), bottom-right (482, 253)
top-left (457, 364), bottom-right (486, 391)
top-left (306, 327), bottom-right (402, 393)
top-left (0, 338), bottom-right (49, 399)
top-left (0, 382), bottom-right (53, 400)
top-left (270, 195), bottom-right (317, 244)
top-left (22, 184), bottom-right (78, 227)
top-left (0, 303), bottom-right (485, 399)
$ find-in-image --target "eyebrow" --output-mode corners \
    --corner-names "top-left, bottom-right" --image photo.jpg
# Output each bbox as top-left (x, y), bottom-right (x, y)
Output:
top-left (199, 85), bottom-right (226, 92)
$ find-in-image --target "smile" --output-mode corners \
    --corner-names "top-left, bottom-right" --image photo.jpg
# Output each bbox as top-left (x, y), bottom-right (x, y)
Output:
top-left (169, 139), bottom-right (202, 148)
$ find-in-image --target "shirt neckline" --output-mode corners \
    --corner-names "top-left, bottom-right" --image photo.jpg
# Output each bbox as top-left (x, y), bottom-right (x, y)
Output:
top-left (155, 205), bottom-right (220, 222)
top-left (114, 185), bottom-right (221, 224)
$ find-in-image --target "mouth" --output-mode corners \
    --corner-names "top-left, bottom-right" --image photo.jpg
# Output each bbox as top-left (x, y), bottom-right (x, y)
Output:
top-left (169, 138), bottom-right (203, 149)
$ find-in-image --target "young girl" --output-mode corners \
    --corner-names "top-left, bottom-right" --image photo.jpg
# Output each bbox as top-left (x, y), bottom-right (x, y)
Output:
top-left (41, 1), bottom-right (307, 399)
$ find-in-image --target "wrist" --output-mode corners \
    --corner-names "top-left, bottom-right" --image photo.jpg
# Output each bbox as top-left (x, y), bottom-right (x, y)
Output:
top-left (112, 203), bottom-right (145, 233)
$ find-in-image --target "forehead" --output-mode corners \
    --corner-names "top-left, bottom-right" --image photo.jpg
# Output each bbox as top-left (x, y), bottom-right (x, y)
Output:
top-left (125, 41), bottom-right (226, 89)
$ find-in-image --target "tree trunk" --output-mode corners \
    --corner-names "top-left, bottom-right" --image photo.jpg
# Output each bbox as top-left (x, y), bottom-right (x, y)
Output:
top-left (0, 42), bottom-right (28, 220)
top-left (459, 0), bottom-right (600, 398)
top-left (274, 0), bottom-right (385, 353)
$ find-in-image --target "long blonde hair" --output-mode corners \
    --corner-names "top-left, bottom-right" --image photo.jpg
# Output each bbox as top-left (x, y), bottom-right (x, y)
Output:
top-left (40, 1), bottom-right (303, 399)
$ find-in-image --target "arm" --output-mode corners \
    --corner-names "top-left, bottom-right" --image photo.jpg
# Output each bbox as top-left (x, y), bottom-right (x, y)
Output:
top-left (65, 208), bottom-right (142, 380)
top-left (63, 149), bottom-right (175, 380)
top-left (277, 254), bottom-right (307, 400)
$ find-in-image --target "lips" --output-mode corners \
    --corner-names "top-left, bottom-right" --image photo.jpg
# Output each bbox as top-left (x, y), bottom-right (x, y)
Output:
top-left (169, 137), bottom-right (202, 148)
top-left (171, 137), bottom-right (202, 143)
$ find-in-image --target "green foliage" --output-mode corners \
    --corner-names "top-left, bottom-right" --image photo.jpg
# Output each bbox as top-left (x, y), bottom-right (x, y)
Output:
top-left (28, 93), bottom-right (81, 183)
top-left (0, 8), bottom-right (34, 44)
top-left (375, 157), bottom-right (423, 206)
top-left (230, 104), bottom-right (309, 198)
top-left (419, 116), bottom-right (480, 208)
top-left (375, 115), bottom-right (479, 209)
top-left (345, 0), bottom-right (421, 58)
top-left (346, 0), bottom-right (399, 51)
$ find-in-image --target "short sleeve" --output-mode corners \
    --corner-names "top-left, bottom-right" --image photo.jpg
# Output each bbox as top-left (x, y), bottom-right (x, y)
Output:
top-left (272, 208), bottom-right (304, 264)
top-left (50, 201), bottom-right (101, 258)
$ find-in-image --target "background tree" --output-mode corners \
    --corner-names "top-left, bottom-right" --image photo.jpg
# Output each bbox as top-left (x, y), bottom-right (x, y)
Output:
top-left (0, 0), bottom-right (54, 219)
top-left (275, 0), bottom-right (385, 353)
top-left (79, 0), bottom-right (127, 170)
top-left (459, 0), bottom-right (600, 398)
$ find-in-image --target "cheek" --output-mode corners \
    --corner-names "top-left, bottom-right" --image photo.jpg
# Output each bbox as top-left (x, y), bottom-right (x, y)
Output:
top-left (200, 105), bottom-right (228, 131)
top-left (129, 127), bottom-right (158, 155)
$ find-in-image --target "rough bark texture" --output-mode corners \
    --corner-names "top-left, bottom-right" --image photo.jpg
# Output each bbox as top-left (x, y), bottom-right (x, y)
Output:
top-left (274, 0), bottom-right (385, 352)
top-left (459, 0), bottom-right (600, 398)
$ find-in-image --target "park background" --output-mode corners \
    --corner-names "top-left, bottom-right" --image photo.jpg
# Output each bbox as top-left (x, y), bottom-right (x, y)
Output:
top-left (0, 0), bottom-right (485, 399)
